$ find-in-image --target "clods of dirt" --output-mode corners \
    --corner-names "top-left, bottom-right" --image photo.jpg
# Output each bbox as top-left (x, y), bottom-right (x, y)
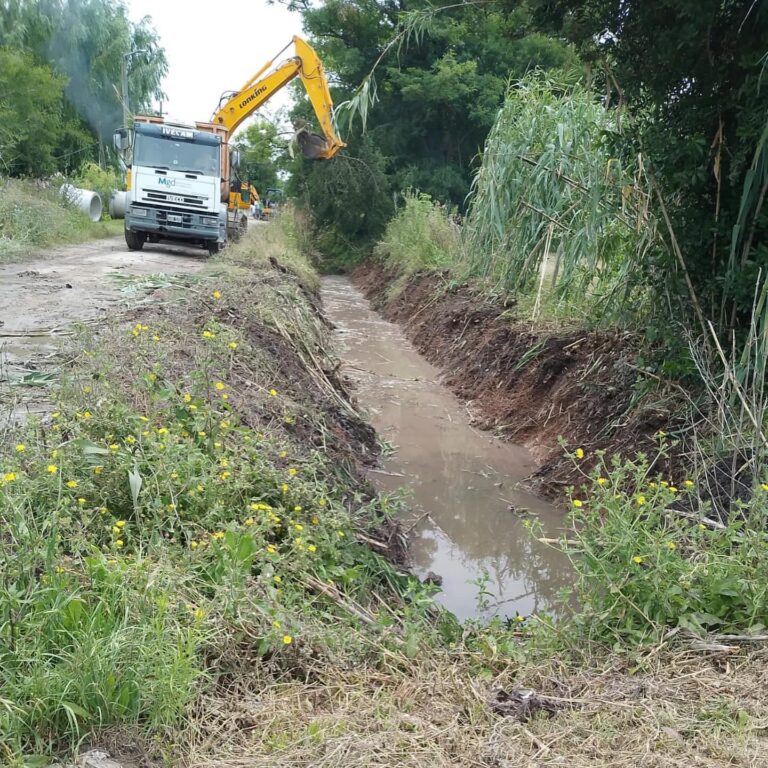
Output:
top-left (488, 687), bottom-right (560, 721)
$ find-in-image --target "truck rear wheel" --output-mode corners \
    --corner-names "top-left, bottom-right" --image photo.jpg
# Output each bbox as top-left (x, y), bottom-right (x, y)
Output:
top-left (125, 229), bottom-right (146, 251)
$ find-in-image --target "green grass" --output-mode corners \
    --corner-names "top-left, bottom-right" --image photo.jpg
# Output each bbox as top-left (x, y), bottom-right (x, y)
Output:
top-left (0, 177), bottom-right (122, 263)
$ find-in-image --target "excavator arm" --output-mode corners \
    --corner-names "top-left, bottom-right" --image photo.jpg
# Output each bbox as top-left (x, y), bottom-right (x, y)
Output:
top-left (212, 36), bottom-right (345, 160)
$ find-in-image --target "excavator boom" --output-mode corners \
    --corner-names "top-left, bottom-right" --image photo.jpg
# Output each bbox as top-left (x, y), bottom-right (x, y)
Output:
top-left (212, 36), bottom-right (345, 160)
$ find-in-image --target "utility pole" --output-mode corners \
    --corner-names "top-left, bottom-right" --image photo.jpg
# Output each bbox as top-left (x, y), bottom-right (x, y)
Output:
top-left (121, 49), bottom-right (148, 127)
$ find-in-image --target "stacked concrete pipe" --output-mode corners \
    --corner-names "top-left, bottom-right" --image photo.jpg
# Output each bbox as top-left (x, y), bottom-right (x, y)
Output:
top-left (60, 184), bottom-right (103, 222)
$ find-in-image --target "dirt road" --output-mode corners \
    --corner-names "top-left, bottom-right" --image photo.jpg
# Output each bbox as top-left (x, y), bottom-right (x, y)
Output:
top-left (0, 236), bottom-right (207, 424)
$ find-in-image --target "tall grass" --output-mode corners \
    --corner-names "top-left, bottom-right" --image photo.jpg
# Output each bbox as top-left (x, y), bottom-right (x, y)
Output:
top-left (461, 75), bottom-right (655, 321)
top-left (0, 177), bottom-right (120, 262)
top-left (374, 191), bottom-right (461, 286)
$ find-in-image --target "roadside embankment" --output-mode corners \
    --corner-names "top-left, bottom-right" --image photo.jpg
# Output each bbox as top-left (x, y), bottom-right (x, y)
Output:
top-left (0, 177), bottom-right (121, 263)
top-left (354, 263), bottom-right (682, 498)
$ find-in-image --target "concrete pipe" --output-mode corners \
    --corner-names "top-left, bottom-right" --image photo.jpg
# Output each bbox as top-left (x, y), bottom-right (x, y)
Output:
top-left (109, 190), bottom-right (127, 219)
top-left (60, 184), bottom-right (103, 222)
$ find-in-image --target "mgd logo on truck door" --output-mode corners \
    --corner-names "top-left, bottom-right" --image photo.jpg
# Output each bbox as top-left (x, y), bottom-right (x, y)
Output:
top-left (157, 177), bottom-right (176, 187)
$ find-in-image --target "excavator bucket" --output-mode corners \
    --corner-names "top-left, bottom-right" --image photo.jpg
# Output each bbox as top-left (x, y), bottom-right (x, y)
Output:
top-left (296, 128), bottom-right (336, 160)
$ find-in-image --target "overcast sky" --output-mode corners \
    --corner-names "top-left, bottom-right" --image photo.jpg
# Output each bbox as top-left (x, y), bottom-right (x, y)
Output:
top-left (126, 0), bottom-right (301, 132)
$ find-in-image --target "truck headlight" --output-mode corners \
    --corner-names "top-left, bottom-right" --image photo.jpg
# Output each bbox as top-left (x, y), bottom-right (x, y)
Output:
top-left (131, 208), bottom-right (148, 218)
top-left (202, 217), bottom-right (219, 226)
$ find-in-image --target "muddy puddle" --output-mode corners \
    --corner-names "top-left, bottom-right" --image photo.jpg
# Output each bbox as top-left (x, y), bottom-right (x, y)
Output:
top-left (322, 276), bottom-right (572, 621)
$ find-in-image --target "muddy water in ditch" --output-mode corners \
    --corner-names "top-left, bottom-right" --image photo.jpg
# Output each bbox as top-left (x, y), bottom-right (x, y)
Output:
top-left (322, 277), bottom-right (572, 621)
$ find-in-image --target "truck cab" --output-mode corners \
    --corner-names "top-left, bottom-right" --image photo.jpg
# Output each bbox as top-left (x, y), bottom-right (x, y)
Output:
top-left (116, 120), bottom-right (228, 255)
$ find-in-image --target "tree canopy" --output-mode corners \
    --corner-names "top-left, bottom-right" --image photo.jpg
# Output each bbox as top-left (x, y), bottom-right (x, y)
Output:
top-left (0, 0), bottom-right (167, 175)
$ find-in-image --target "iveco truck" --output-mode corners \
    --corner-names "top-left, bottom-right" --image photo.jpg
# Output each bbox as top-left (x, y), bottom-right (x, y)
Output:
top-left (113, 118), bottom-right (235, 256)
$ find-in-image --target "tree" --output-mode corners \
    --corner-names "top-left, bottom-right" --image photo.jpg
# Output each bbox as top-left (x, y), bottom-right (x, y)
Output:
top-left (0, 47), bottom-right (85, 176)
top-left (234, 121), bottom-right (289, 194)
top-left (0, 0), bottom-right (167, 172)
top-left (528, 0), bottom-right (768, 331)
top-left (286, 0), bottom-right (574, 260)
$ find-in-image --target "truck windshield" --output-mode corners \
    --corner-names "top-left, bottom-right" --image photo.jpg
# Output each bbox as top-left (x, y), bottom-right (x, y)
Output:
top-left (134, 134), bottom-right (220, 176)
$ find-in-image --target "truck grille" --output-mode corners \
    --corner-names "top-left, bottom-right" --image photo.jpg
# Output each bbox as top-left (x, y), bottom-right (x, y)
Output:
top-left (141, 189), bottom-right (207, 208)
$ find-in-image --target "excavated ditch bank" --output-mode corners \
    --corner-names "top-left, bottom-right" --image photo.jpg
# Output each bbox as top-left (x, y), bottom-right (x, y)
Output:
top-left (354, 265), bottom-right (680, 499)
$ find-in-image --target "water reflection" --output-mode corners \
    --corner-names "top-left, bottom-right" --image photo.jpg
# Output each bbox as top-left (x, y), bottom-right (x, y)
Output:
top-left (322, 277), bottom-right (573, 620)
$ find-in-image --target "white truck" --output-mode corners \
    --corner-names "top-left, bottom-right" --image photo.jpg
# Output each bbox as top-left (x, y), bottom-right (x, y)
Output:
top-left (113, 119), bottom-right (232, 256)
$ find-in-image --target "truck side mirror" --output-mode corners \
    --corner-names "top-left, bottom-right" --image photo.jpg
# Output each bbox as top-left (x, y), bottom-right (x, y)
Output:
top-left (230, 149), bottom-right (241, 170)
top-left (113, 128), bottom-right (132, 152)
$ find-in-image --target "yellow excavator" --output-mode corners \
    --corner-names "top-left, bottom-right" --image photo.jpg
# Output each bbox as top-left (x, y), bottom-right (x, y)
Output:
top-left (215, 36), bottom-right (345, 224)
top-left (115, 36), bottom-right (344, 254)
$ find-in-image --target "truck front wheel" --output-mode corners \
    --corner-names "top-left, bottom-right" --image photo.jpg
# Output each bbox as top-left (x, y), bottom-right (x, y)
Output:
top-left (125, 229), bottom-right (146, 251)
top-left (206, 240), bottom-right (221, 257)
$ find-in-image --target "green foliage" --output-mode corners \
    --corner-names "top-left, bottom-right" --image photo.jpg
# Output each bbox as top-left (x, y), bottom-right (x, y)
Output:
top-left (0, 0), bottom-right (167, 174)
top-left (234, 120), bottom-right (289, 195)
top-left (287, 134), bottom-right (394, 270)
top-left (531, 0), bottom-right (768, 335)
top-left (374, 191), bottom-right (461, 279)
top-left (0, 177), bottom-right (121, 261)
top-left (462, 74), bottom-right (654, 322)
top-left (0, 47), bottom-right (84, 177)
top-left (73, 160), bottom-right (120, 207)
top-left (558, 447), bottom-right (768, 645)
top-left (290, 0), bottom-right (574, 260)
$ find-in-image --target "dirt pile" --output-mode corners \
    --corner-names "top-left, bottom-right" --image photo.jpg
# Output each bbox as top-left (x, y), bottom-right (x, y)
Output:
top-left (354, 265), bottom-right (681, 498)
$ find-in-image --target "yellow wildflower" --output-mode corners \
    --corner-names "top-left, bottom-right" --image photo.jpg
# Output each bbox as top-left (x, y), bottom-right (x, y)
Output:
top-left (214, 441), bottom-right (223, 449)
top-left (212, 290), bottom-right (221, 300)
top-left (266, 544), bottom-right (277, 554)
top-left (244, 517), bottom-right (254, 526)
top-left (116, 520), bottom-right (126, 528)
top-left (196, 484), bottom-right (205, 492)
top-left (337, 531), bottom-right (345, 538)
top-left (669, 486), bottom-right (678, 493)
top-left (115, 539), bottom-right (124, 548)
top-left (307, 544), bottom-right (317, 553)
top-left (211, 531), bottom-right (225, 540)
top-left (228, 341), bottom-right (237, 350)
top-left (221, 393), bottom-right (229, 400)
top-left (281, 483), bottom-right (289, 493)
top-left (698, 523), bottom-right (706, 530)
top-left (190, 541), bottom-right (199, 550)
top-left (82, 411), bottom-right (92, 419)
top-left (761, 483), bottom-right (768, 492)
top-left (193, 608), bottom-right (205, 621)
top-left (15, 444), bottom-right (25, 453)
top-left (83, 386), bottom-right (92, 394)
top-left (66, 480), bottom-right (78, 489)
top-left (93, 465), bottom-right (103, 475)
top-left (293, 505), bottom-right (302, 513)
top-left (152, 335), bottom-right (161, 342)
top-left (3, 472), bottom-right (17, 483)
top-left (77, 498), bottom-right (86, 506)
top-left (183, 393), bottom-right (192, 403)
top-left (514, 614), bottom-right (525, 623)
top-left (139, 416), bottom-right (149, 422)
top-left (273, 575), bottom-right (282, 584)
top-left (574, 448), bottom-right (584, 459)
top-left (636, 495), bottom-right (646, 506)
top-left (125, 435), bottom-right (136, 444)
top-left (109, 443), bottom-right (119, 451)
top-left (596, 477), bottom-right (607, 485)
top-left (219, 471), bottom-right (231, 480)
top-left (288, 468), bottom-right (297, 477)
top-left (684, 480), bottom-right (694, 488)
top-left (202, 330), bottom-right (215, 339)
top-left (294, 523), bottom-right (304, 531)
top-left (279, 450), bottom-right (288, 458)
top-left (215, 382), bottom-right (225, 391)
top-left (667, 541), bottom-right (676, 550)
top-left (632, 555), bottom-right (643, 564)
top-left (318, 499), bottom-right (326, 507)
top-left (269, 389), bottom-right (277, 397)
top-left (157, 427), bottom-right (168, 435)
top-left (311, 516), bottom-right (319, 525)
top-left (47, 464), bottom-right (58, 474)
top-left (272, 620), bottom-right (281, 629)
top-left (282, 635), bottom-right (292, 645)
top-left (572, 499), bottom-right (583, 508)
top-left (51, 412), bottom-right (60, 419)
top-left (141, 431), bottom-right (150, 437)
top-left (197, 431), bottom-right (206, 438)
